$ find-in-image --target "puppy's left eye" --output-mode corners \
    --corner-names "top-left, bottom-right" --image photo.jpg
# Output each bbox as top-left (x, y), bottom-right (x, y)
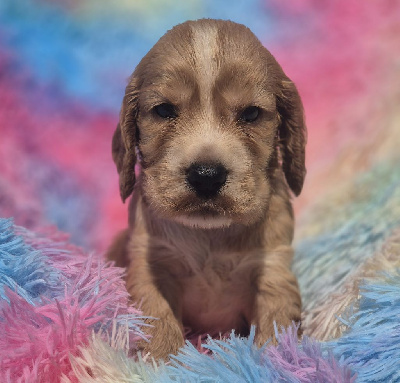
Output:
top-left (154, 103), bottom-right (177, 119)
top-left (240, 106), bottom-right (260, 123)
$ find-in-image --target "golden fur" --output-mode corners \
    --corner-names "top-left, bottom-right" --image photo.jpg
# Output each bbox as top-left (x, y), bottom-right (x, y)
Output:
top-left (107, 19), bottom-right (306, 360)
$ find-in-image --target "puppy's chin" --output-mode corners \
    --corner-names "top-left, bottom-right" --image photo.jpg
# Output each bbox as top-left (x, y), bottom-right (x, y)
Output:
top-left (174, 215), bottom-right (232, 229)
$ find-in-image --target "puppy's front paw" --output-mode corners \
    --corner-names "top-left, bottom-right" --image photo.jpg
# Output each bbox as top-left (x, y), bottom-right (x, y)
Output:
top-left (255, 313), bottom-right (302, 347)
top-left (139, 318), bottom-right (185, 360)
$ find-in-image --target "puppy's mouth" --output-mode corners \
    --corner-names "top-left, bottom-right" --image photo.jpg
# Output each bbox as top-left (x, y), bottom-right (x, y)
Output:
top-left (176, 214), bottom-right (232, 229)
top-left (173, 196), bottom-right (234, 229)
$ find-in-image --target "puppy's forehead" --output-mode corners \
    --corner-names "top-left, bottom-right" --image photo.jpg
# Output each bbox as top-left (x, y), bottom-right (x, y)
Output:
top-left (190, 23), bottom-right (219, 97)
top-left (136, 20), bottom-right (276, 110)
top-left (142, 21), bottom-right (266, 81)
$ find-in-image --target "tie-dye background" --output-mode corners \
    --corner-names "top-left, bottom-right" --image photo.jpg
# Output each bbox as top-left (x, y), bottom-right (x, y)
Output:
top-left (1, 0), bottom-right (398, 253)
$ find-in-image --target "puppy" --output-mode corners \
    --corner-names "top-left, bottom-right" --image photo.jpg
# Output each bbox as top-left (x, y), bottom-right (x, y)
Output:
top-left (108, 19), bottom-right (306, 360)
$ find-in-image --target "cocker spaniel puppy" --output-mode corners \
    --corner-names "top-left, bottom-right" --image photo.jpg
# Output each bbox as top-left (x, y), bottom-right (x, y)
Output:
top-left (108, 19), bottom-right (306, 360)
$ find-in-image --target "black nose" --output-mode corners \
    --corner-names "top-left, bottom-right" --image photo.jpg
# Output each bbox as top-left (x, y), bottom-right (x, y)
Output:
top-left (186, 163), bottom-right (228, 198)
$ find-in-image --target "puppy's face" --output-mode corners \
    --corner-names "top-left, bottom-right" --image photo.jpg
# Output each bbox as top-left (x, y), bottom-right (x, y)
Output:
top-left (113, 20), bottom-right (306, 228)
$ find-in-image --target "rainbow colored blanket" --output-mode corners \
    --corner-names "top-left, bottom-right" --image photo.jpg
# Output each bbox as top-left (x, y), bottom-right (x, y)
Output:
top-left (1, 1), bottom-right (399, 382)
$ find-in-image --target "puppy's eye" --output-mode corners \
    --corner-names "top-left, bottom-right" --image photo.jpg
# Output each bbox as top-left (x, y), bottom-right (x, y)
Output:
top-left (240, 106), bottom-right (260, 123)
top-left (154, 103), bottom-right (177, 119)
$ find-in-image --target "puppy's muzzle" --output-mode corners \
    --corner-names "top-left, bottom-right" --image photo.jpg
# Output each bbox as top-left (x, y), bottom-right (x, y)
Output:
top-left (186, 163), bottom-right (227, 199)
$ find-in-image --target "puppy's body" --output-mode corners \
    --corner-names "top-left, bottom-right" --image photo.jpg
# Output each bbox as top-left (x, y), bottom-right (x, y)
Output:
top-left (108, 19), bottom-right (306, 359)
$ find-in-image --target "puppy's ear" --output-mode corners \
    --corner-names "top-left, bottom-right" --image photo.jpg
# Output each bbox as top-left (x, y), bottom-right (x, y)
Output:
top-left (276, 74), bottom-right (307, 196)
top-left (112, 77), bottom-right (139, 202)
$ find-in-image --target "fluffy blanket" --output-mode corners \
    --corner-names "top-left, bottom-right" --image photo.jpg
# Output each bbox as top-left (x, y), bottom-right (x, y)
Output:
top-left (1, 1), bottom-right (399, 382)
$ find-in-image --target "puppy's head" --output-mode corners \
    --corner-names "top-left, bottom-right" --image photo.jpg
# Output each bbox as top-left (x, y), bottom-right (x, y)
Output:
top-left (113, 19), bottom-right (306, 228)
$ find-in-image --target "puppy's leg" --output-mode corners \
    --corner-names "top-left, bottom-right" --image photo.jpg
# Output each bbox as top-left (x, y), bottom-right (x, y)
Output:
top-left (252, 246), bottom-right (302, 346)
top-left (126, 237), bottom-right (185, 360)
top-left (106, 229), bottom-right (131, 268)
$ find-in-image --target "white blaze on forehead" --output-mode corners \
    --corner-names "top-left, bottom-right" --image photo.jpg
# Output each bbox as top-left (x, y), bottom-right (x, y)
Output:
top-left (172, 23), bottom-right (250, 173)
top-left (191, 23), bottom-right (219, 102)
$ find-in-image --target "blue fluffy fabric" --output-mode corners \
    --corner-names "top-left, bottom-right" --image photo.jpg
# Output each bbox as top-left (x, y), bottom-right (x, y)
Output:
top-left (163, 329), bottom-right (282, 382)
top-left (160, 327), bottom-right (355, 383)
top-left (294, 162), bottom-right (400, 313)
top-left (0, 218), bottom-right (62, 304)
top-left (330, 270), bottom-right (400, 382)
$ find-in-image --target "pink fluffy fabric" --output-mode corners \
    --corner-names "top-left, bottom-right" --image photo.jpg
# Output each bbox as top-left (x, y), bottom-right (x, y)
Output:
top-left (0, 224), bottom-right (145, 383)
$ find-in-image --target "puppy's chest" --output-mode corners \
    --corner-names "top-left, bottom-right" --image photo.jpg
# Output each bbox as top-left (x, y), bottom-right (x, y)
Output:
top-left (177, 249), bottom-right (259, 333)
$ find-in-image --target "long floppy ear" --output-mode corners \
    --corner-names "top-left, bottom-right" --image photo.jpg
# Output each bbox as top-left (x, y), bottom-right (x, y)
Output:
top-left (276, 74), bottom-right (307, 196)
top-left (112, 77), bottom-right (139, 202)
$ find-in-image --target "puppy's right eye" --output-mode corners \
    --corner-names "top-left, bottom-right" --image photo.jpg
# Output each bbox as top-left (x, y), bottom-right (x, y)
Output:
top-left (240, 106), bottom-right (260, 123)
top-left (154, 103), bottom-right (177, 119)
